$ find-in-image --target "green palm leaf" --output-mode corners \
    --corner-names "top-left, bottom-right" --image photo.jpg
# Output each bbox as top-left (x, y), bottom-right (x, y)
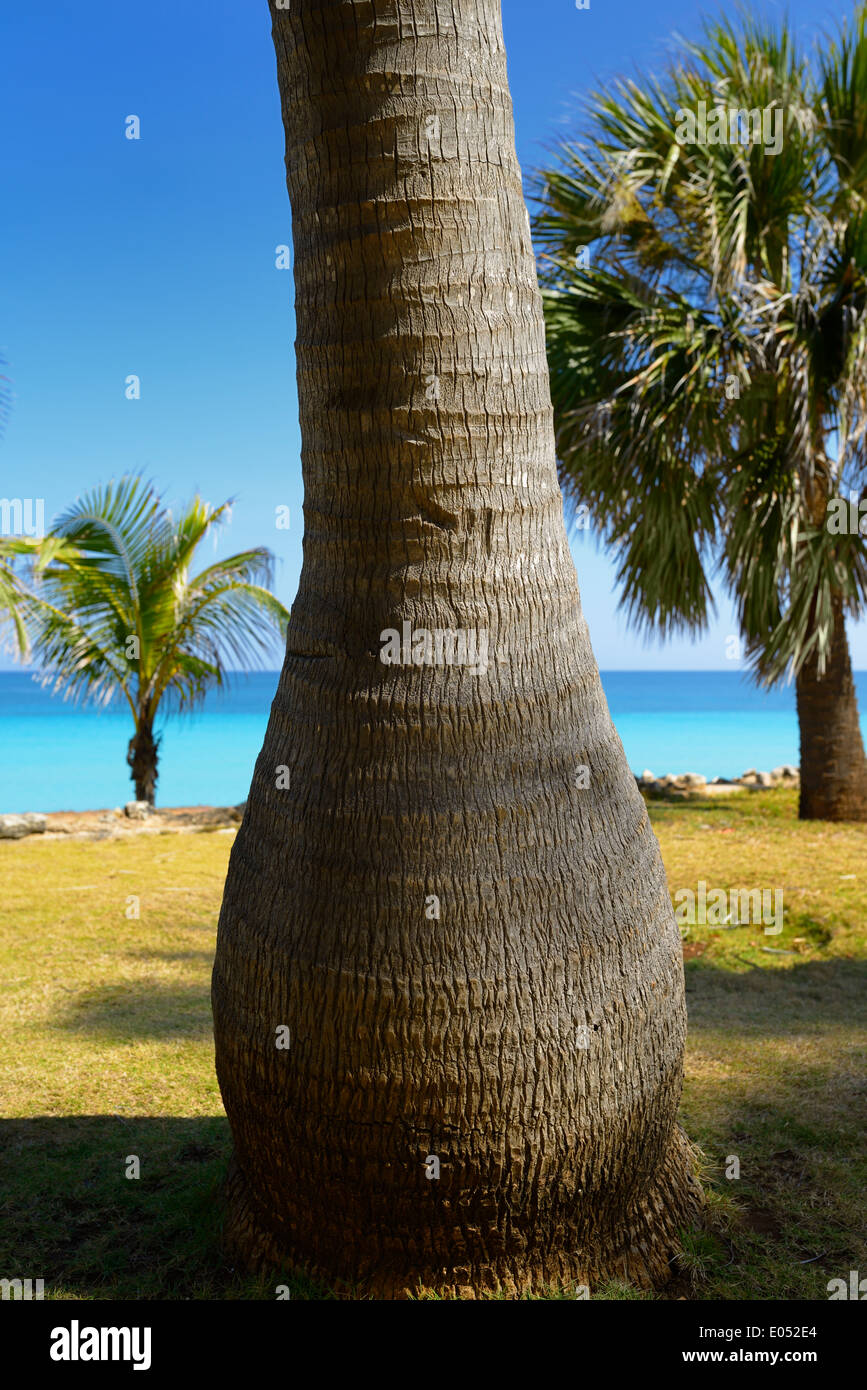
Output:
top-left (536, 4), bottom-right (867, 686)
top-left (13, 476), bottom-right (289, 803)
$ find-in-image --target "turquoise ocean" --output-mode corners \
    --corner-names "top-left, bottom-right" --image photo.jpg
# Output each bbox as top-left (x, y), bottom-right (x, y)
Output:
top-left (1, 669), bottom-right (862, 814)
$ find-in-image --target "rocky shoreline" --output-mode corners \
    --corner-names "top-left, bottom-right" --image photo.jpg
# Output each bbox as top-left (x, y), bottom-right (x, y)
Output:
top-left (0, 766), bottom-right (801, 841)
top-left (0, 801), bottom-right (246, 842)
top-left (636, 765), bottom-right (799, 798)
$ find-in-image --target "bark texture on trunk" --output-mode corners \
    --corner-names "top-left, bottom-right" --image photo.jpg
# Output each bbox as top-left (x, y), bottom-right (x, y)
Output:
top-left (127, 721), bottom-right (159, 805)
top-left (797, 591), bottom-right (867, 821)
top-left (211, 0), bottom-right (701, 1297)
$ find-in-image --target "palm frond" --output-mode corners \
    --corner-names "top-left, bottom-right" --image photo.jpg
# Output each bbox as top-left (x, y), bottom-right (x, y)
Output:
top-left (536, 6), bottom-right (867, 682)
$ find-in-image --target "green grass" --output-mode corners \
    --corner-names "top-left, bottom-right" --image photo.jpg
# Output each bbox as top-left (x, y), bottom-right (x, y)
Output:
top-left (1, 789), bottom-right (864, 1299)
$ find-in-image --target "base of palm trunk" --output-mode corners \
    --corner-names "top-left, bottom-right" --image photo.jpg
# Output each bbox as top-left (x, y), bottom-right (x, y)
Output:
top-left (799, 784), bottom-right (867, 821)
top-left (796, 593), bottom-right (867, 822)
top-left (221, 1126), bottom-right (702, 1299)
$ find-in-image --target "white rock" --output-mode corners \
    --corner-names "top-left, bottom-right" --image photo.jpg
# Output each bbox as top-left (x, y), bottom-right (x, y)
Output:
top-left (0, 814), bottom-right (30, 839)
top-left (21, 812), bottom-right (47, 833)
top-left (640, 769), bottom-right (655, 783)
top-left (755, 771), bottom-right (774, 786)
top-left (681, 773), bottom-right (707, 787)
top-left (124, 800), bottom-right (152, 820)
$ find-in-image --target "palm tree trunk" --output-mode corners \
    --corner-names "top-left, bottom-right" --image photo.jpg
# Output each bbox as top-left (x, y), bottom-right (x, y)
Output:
top-left (211, 0), bottom-right (700, 1297)
top-left (797, 591), bottom-right (867, 820)
top-left (126, 720), bottom-right (159, 805)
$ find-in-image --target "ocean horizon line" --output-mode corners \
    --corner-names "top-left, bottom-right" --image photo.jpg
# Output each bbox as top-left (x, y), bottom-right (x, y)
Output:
top-left (1, 667), bottom-right (862, 813)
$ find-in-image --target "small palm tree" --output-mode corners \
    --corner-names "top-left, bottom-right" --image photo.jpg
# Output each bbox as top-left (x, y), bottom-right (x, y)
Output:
top-left (535, 7), bottom-right (867, 820)
top-left (9, 476), bottom-right (289, 804)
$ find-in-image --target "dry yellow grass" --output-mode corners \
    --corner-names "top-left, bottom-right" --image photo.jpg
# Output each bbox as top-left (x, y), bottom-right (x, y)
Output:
top-left (1, 788), bottom-right (864, 1298)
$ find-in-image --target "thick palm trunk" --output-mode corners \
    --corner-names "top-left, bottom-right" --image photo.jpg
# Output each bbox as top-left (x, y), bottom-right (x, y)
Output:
top-left (126, 720), bottom-right (159, 805)
top-left (211, 0), bottom-right (700, 1297)
top-left (797, 591), bottom-right (867, 820)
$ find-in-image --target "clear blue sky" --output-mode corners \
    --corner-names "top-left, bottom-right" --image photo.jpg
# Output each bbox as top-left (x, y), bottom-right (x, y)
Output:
top-left (1, 0), bottom-right (859, 671)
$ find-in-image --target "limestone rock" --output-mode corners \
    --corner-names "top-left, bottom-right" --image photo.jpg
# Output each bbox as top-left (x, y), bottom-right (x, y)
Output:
top-left (0, 812), bottom-right (46, 838)
top-left (0, 815), bottom-right (30, 839)
top-left (771, 765), bottom-right (799, 782)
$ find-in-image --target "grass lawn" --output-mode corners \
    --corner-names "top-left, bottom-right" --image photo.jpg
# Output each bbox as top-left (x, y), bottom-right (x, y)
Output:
top-left (1, 789), bottom-right (864, 1300)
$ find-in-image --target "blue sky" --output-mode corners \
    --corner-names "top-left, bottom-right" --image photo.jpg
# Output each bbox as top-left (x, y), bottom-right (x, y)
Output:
top-left (0, 0), bottom-right (859, 671)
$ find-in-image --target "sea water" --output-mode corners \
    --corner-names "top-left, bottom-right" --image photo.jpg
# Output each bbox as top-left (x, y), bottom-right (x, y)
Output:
top-left (0, 668), bottom-right (855, 814)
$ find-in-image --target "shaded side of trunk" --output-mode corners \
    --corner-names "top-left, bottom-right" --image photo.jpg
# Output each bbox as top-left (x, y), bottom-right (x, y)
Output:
top-left (127, 721), bottom-right (159, 804)
top-left (797, 591), bottom-right (867, 821)
top-left (211, 0), bottom-right (701, 1298)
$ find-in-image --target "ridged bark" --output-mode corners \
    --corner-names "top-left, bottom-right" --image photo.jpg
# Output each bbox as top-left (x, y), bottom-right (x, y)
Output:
top-left (211, 0), bottom-right (701, 1297)
top-left (797, 592), bottom-right (867, 821)
top-left (127, 720), bottom-right (159, 805)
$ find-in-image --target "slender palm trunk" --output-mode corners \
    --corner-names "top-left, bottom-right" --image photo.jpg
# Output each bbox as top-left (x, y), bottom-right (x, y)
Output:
top-left (796, 462), bottom-right (867, 822)
top-left (211, 0), bottom-right (700, 1297)
top-left (797, 591), bottom-right (867, 820)
top-left (126, 720), bottom-right (159, 805)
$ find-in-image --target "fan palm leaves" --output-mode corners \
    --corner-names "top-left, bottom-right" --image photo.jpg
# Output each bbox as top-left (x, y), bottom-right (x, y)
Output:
top-left (535, 4), bottom-right (867, 818)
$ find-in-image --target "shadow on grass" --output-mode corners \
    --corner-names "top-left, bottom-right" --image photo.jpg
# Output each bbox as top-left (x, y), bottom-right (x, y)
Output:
top-left (52, 982), bottom-right (213, 1040)
top-left (681, 954), bottom-right (867, 1298)
top-left (8, 957), bottom-right (864, 1300)
top-left (124, 948), bottom-right (216, 965)
top-left (685, 956), bottom-right (867, 1033)
top-left (0, 1116), bottom-right (331, 1300)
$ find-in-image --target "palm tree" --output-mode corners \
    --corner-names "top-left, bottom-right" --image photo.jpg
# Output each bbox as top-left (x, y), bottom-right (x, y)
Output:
top-left (211, 0), bottom-right (700, 1297)
top-left (535, 7), bottom-right (867, 821)
top-left (10, 476), bottom-right (289, 803)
